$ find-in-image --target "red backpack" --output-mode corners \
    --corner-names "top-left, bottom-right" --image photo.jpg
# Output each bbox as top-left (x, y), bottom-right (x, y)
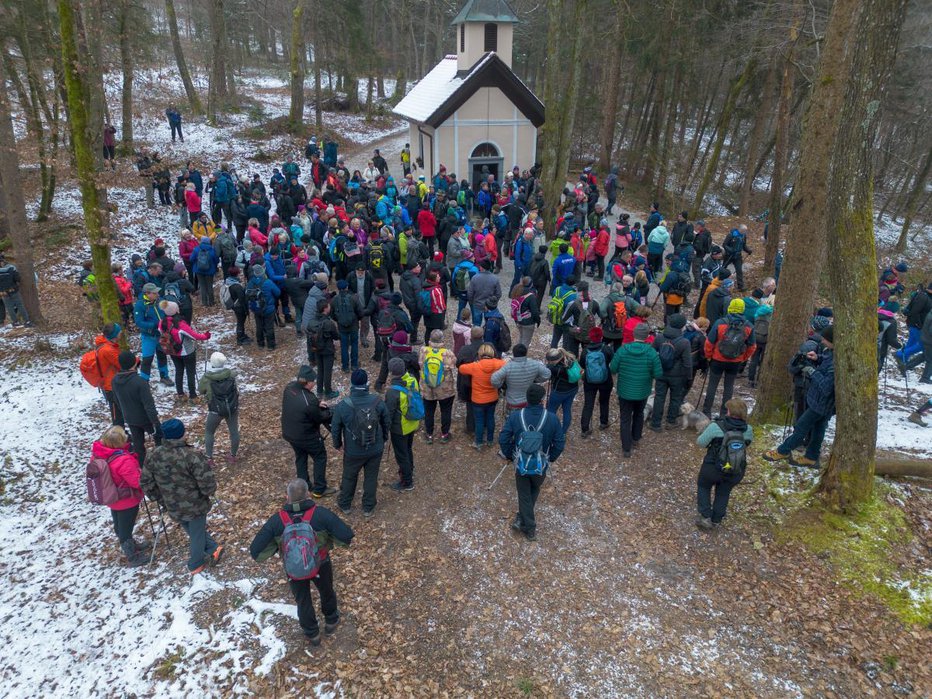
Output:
top-left (86, 451), bottom-right (138, 505)
top-left (159, 317), bottom-right (183, 356)
top-left (79, 347), bottom-right (105, 388)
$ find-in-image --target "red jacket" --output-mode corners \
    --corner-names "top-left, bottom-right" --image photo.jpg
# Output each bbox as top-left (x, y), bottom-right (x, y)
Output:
top-left (249, 225), bottom-right (269, 249)
top-left (484, 232), bottom-right (498, 262)
top-left (113, 275), bottom-right (134, 306)
top-left (417, 209), bottom-right (437, 237)
top-left (594, 228), bottom-right (610, 256)
top-left (622, 316), bottom-right (654, 345)
top-left (184, 189), bottom-right (201, 214)
top-left (178, 237), bottom-right (198, 263)
top-left (704, 316), bottom-right (757, 363)
top-left (91, 440), bottom-right (143, 510)
top-left (93, 334), bottom-right (122, 391)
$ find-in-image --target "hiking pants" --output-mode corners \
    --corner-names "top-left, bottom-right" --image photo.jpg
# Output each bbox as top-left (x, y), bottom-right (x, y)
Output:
top-left (254, 312), bottom-right (276, 349)
top-left (581, 382), bottom-right (612, 433)
top-left (338, 451), bottom-right (383, 512)
top-left (180, 515), bottom-right (218, 572)
top-left (691, 257), bottom-right (703, 288)
top-left (139, 333), bottom-right (168, 380)
top-left (316, 354), bottom-right (334, 395)
top-left (111, 505), bottom-right (139, 544)
top-left (517, 324), bottom-right (536, 348)
top-left (898, 326), bottom-right (924, 363)
top-left (205, 411), bottom-right (240, 459)
top-left (702, 360), bottom-right (740, 416)
top-left (778, 408), bottom-right (831, 462)
top-left (128, 422), bottom-right (160, 469)
top-left (748, 342), bottom-right (766, 384)
top-left (407, 307), bottom-right (422, 344)
top-left (424, 396), bottom-right (454, 436)
top-left (696, 468), bottom-right (743, 523)
top-left (171, 353), bottom-right (197, 398)
top-left (664, 303), bottom-right (682, 322)
top-left (170, 122), bottom-right (183, 142)
top-left (515, 472), bottom-right (545, 534)
top-left (234, 305), bottom-right (249, 341)
top-left (104, 389), bottom-right (125, 428)
top-left (391, 432), bottom-right (415, 486)
top-left (339, 330), bottom-right (359, 371)
top-left (725, 255), bottom-right (745, 290)
top-left (618, 397), bottom-right (647, 453)
top-left (651, 376), bottom-right (687, 429)
top-left (550, 324), bottom-right (567, 349)
top-left (197, 274), bottom-right (216, 306)
top-left (288, 434), bottom-right (328, 494)
top-left (546, 386), bottom-right (578, 435)
top-left (289, 558), bottom-right (338, 638)
top-left (2, 292), bottom-right (29, 324)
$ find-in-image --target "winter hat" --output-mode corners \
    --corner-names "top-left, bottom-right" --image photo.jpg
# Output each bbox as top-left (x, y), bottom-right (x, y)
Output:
top-left (392, 330), bottom-right (409, 344)
top-left (315, 272), bottom-right (329, 284)
top-left (895, 262), bottom-right (908, 273)
top-left (816, 307), bottom-right (834, 318)
top-left (717, 268), bottom-right (732, 280)
top-left (810, 315), bottom-right (831, 333)
top-left (104, 323), bottom-right (122, 341)
top-left (297, 364), bottom-right (317, 382)
top-left (390, 292), bottom-right (403, 305)
top-left (142, 283), bottom-right (159, 294)
top-left (131, 253), bottom-right (142, 263)
top-left (633, 323), bottom-right (651, 341)
top-left (710, 245), bottom-right (722, 255)
top-left (336, 279), bottom-right (348, 290)
top-left (351, 369), bottom-right (369, 387)
top-left (430, 329), bottom-right (443, 344)
top-left (161, 418), bottom-right (185, 440)
top-left (173, 262), bottom-right (186, 274)
top-left (588, 327), bottom-right (604, 343)
top-left (722, 279), bottom-right (735, 289)
top-left (159, 300), bottom-right (180, 316)
top-left (118, 350), bottom-right (137, 371)
top-left (154, 238), bottom-right (165, 246)
top-left (526, 383), bottom-right (546, 405)
top-left (883, 300), bottom-right (900, 314)
top-left (820, 325), bottom-right (834, 344)
top-left (433, 251), bottom-right (444, 263)
top-left (388, 358), bottom-right (406, 377)
top-left (252, 264), bottom-right (266, 278)
top-left (668, 313), bottom-right (687, 330)
top-left (210, 352), bottom-right (227, 369)
top-left (696, 220), bottom-right (706, 227)
top-left (728, 299), bottom-right (745, 315)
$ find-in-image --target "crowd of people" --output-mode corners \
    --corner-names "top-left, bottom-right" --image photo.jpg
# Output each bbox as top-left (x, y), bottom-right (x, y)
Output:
top-left (72, 130), bottom-right (932, 647)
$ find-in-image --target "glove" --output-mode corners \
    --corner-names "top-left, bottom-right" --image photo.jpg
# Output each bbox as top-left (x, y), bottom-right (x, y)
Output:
top-left (802, 365), bottom-right (816, 378)
top-left (205, 331), bottom-right (212, 339)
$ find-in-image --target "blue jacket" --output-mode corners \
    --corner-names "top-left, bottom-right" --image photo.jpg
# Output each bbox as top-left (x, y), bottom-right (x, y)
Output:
top-left (806, 349), bottom-right (835, 416)
top-left (246, 202), bottom-right (269, 232)
top-left (644, 211), bottom-right (662, 234)
top-left (452, 260), bottom-right (479, 297)
top-left (133, 297), bottom-right (165, 337)
top-left (248, 276), bottom-right (281, 316)
top-left (264, 253), bottom-right (287, 286)
top-left (514, 238), bottom-right (534, 274)
top-left (190, 242), bottom-right (218, 275)
top-left (477, 190), bottom-right (492, 212)
top-left (375, 196), bottom-right (393, 223)
top-left (498, 404), bottom-right (566, 465)
top-left (552, 254), bottom-right (576, 285)
top-left (188, 169), bottom-right (204, 196)
top-left (212, 172), bottom-right (235, 204)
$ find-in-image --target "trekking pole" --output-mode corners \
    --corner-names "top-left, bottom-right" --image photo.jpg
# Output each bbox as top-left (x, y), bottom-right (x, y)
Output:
top-left (141, 497), bottom-right (157, 542)
top-left (781, 403), bottom-right (792, 441)
top-left (148, 526), bottom-right (161, 567)
top-left (155, 500), bottom-right (172, 548)
top-left (692, 369), bottom-right (709, 404)
top-left (904, 366), bottom-right (912, 402)
top-left (488, 459), bottom-right (511, 490)
top-left (883, 365), bottom-right (889, 408)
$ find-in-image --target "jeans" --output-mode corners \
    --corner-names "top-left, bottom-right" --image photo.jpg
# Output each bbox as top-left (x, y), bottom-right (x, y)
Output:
top-left (139, 333), bottom-right (168, 380)
top-left (104, 389), bottom-right (125, 427)
top-left (391, 432), bottom-right (415, 486)
top-left (424, 396), bottom-right (454, 436)
top-left (339, 329), bottom-right (359, 370)
top-left (289, 434), bottom-right (329, 493)
top-left (702, 360), bottom-right (740, 416)
top-left (254, 312), bottom-right (276, 348)
top-left (338, 451), bottom-right (384, 512)
top-left (197, 274), bottom-right (216, 306)
top-left (111, 505), bottom-right (139, 544)
top-left (316, 353), bottom-right (334, 394)
top-left (546, 386), bottom-right (578, 434)
top-left (696, 469), bottom-right (742, 522)
top-left (456, 294), bottom-right (469, 320)
top-left (205, 411), bottom-right (240, 458)
top-left (777, 408), bottom-right (831, 462)
top-left (618, 397), bottom-right (647, 453)
top-left (2, 292), bottom-right (29, 324)
top-left (171, 353), bottom-right (198, 397)
top-left (288, 558), bottom-right (339, 638)
top-left (515, 472), bottom-right (545, 533)
top-left (473, 401), bottom-right (498, 445)
top-left (581, 382), bottom-right (612, 432)
top-left (180, 515), bottom-right (218, 571)
top-left (517, 324), bottom-right (536, 348)
top-left (170, 122), bottom-right (183, 142)
top-left (651, 376), bottom-right (687, 428)
top-left (898, 326), bottom-right (924, 363)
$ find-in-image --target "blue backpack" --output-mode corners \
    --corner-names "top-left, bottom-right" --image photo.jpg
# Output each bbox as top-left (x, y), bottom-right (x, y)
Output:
top-left (213, 176), bottom-right (231, 202)
top-left (515, 409), bottom-right (550, 476)
top-left (279, 507), bottom-right (324, 580)
top-left (397, 382), bottom-right (425, 421)
top-left (584, 349), bottom-right (608, 383)
top-left (484, 312), bottom-right (503, 343)
top-left (418, 289), bottom-right (432, 315)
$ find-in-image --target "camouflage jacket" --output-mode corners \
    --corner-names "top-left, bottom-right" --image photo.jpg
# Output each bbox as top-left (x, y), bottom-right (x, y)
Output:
top-left (140, 438), bottom-right (216, 521)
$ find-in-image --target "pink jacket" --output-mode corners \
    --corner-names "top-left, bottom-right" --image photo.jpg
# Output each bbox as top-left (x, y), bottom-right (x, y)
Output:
top-left (184, 189), bottom-right (202, 214)
top-left (249, 225), bottom-right (269, 249)
top-left (178, 237), bottom-right (198, 263)
top-left (91, 441), bottom-right (143, 510)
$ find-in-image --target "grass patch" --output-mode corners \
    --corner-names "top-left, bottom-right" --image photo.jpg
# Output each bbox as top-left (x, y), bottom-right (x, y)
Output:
top-left (152, 647), bottom-right (186, 680)
top-left (516, 677), bottom-right (535, 696)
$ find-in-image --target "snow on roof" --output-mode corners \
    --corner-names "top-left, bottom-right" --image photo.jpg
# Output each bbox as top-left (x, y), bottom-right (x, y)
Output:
top-left (393, 53), bottom-right (495, 125)
top-left (451, 0), bottom-right (519, 24)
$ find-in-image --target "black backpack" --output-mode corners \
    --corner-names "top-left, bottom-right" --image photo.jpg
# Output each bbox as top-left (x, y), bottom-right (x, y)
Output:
top-left (717, 318), bottom-right (747, 359)
top-left (715, 420), bottom-right (748, 478)
top-left (345, 397), bottom-right (379, 449)
top-left (658, 340), bottom-right (677, 372)
top-left (332, 293), bottom-right (357, 330)
top-left (209, 376), bottom-right (239, 417)
top-left (673, 272), bottom-right (692, 298)
top-left (0, 266), bottom-right (15, 293)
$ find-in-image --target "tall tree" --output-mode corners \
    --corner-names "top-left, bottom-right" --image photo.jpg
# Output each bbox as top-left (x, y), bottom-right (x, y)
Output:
top-left (817, 0), bottom-right (908, 512)
top-left (596, 0), bottom-right (626, 174)
top-left (117, 0), bottom-right (133, 154)
top-left (59, 0), bottom-right (120, 325)
top-left (894, 145), bottom-right (932, 253)
top-left (287, 0), bottom-right (306, 132)
top-left (0, 55), bottom-right (44, 325)
top-left (753, 0), bottom-right (863, 424)
top-left (164, 0), bottom-right (202, 114)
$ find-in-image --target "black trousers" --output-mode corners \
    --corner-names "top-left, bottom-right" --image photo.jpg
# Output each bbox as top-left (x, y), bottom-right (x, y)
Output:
top-left (316, 353), bottom-right (334, 394)
top-left (407, 307), bottom-right (422, 344)
top-left (424, 396), bottom-right (454, 436)
top-left (724, 255), bottom-right (745, 290)
top-left (288, 557), bottom-right (339, 638)
top-left (104, 389), bottom-right (125, 427)
top-left (464, 399), bottom-right (475, 435)
top-left (128, 422), bottom-right (159, 468)
top-left (703, 360), bottom-right (740, 416)
top-left (170, 122), bottom-right (183, 142)
top-left (515, 472), bottom-right (545, 533)
top-left (171, 353), bottom-right (198, 397)
top-left (337, 451), bottom-right (383, 511)
top-left (748, 342), bottom-right (766, 384)
top-left (581, 382), bottom-right (612, 432)
top-left (651, 376), bottom-right (687, 428)
top-left (234, 305), bottom-right (249, 341)
top-left (289, 434), bottom-right (329, 494)
top-left (696, 469), bottom-right (743, 522)
top-left (391, 432), bottom-right (415, 486)
top-left (254, 311), bottom-right (276, 348)
top-left (647, 252), bottom-right (663, 275)
top-left (111, 505), bottom-right (139, 543)
top-left (618, 397), bottom-right (647, 452)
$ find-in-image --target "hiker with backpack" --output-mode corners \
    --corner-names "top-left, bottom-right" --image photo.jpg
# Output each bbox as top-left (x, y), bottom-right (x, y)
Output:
top-left (158, 300), bottom-right (211, 402)
top-left (332, 370), bottom-right (391, 517)
top-left (331, 280), bottom-right (364, 372)
top-left (702, 298), bottom-right (757, 418)
top-left (481, 299), bottom-right (511, 354)
top-left (510, 278), bottom-right (541, 348)
top-left (610, 323), bottom-right (663, 458)
top-left (213, 226), bottom-right (239, 279)
top-left (901, 303), bottom-right (932, 384)
top-left (562, 281), bottom-right (595, 358)
top-left (649, 313), bottom-right (693, 431)
top-left (111, 351), bottom-right (163, 468)
top-left (545, 347), bottom-right (581, 435)
top-left (646, 220), bottom-right (670, 275)
top-left (458, 343), bottom-right (507, 450)
top-left (498, 383), bottom-right (565, 542)
top-left (451, 254), bottom-right (480, 320)
top-left (164, 264), bottom-right (196, 323)
top-left (691, 220), bottom-right (712, 288)
top-left (548, 276), bottom-right (578, 349)
top-left (385, 359), bottom-right (423, 491)
top-left (528, 245), bottom-right (551, 300)
top-left (895, 281), bottom-right (932, 369)
top-left (247, 264), bottom-right (282, 350)
top-left (88, 425), bottom-right (150, 567)
top-left (249, 478), bottom-right (354, 646)
top-left (282, 365), bottom-right (336, 498)
top-left (599, 282), bottom-right (634, 351)
top-left (468, 260), bottom-right (501, 325)
top-left (748, 305), bottom-right (773, 387)
top-left (178, 229), bottom-right (199, 286)
top-left (221, 267), bottom-right (250, 344)
top-left (694, 247), bottom-right (724, 319)
top-left (375, 329), bottom-right (421, 392)
top-left (112, 263), bottom-right (135, 328)
top-left (301, 272), bottom-right (332, 360)
top-left (695, 398), bottom-right (753, 530)
top-left (308, 299), bottom-right (340, 399)
top-left (282, 265), bottom-right (314, 337)
top-left (579, 328), bottom-right (614, 437)
top-left (81, 323), bottom-right (124, 427)
top-left (418, 330), bottom-right (457, 443)
top-left (264, 246), bottom-right (294, 325)
top-left (198, 352), bottom-right (240, 466)
top-left (400, 263), bottom-right (425, 344)
top-left (190, 236), bottom-right (219, 307)
top-left (348, 267), bottom-right (375, 349)
top-left (491, 343), bottom-right (550, 414)
top-left (659, 259), bottom-right (692, 321)
top-left (140, 418), bottom-right (225, 575)
top-left (704, 273), bottom-right (735, 327)
top-left (134, 283), bottom-right (173, 385)
top-left (722, 225), bottom-right (753, 291)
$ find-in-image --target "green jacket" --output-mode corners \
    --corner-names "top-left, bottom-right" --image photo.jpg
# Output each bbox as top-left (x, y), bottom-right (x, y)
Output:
top-left (140, 438), bottom-right (216, 521)
top-left (197, 367), bottom-right (233, 403)
top-left (609, 341), bottom-right (662, 400)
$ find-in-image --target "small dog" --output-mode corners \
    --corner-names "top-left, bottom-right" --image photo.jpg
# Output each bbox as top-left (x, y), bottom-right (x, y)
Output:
top-left (644, 398), bottom-right (707, 431)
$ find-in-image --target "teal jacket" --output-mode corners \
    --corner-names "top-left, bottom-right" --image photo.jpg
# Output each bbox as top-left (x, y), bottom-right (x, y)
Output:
top-left (609, 341), bottom-right (662, 400)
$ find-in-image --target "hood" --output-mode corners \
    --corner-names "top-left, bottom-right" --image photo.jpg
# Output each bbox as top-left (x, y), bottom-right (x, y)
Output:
top-left (204, 367), bottom-right (232, 381)
top-left (224, 276), bottom-right (240, 287)
top-left (349, 386), bottom-right (371, 398)
top-left (721, 415), bottom-right (747, 432)
top-left (198, 240), bottom-right (213, 249)
top-left (661, 326), bottom-right (682, 340)
top-left (878, 308), bottom-right (895, 319)
top-left (652, 225), bottom-right (668, 236)
top-left (91, 440), bottom-right (130, 460)
top-left (94, 334), bottom-right (118, 349)
top-left (111, 370), bottom-right (138, 387)
top-left (755, 304), bottom-right (773, 318)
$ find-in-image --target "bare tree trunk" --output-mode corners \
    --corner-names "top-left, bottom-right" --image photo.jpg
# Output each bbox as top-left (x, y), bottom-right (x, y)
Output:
top-left (739, 58), bottom-right (778, 215)
top-left (894, 145), bottom-right (932, 253)
top-left (313, 37), bottom-right (323, 131)
top-left (288, 0), bottom-right (306, 132)
top-left (165, 0), bottom-right (203, 114)
top-left (207, 0), bottom-right (229, 123)
top-left (118, 0), bottom-right (133, 154)
top-left (818, 0), bottom-right (908, 512)
top-left (597, 0), bottom-right (626, 174)
top-left (0, 56), bottom-right (44, 326)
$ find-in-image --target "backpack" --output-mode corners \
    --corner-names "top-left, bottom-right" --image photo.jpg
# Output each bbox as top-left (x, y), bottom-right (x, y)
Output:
top-left (0, 266), bottom-right (15, 293)
top-left (369, 242), bottom-right (384, 269)
top-left (217, 234), bottom-right (237, 262)
top-left (163, 281), bottom-right (183, 306)
top-left (343, 240), bottom-right (360, 258)
top-left (604, 299), bottom-right (627, 333)
top-left (246, 280), bottom-right (262, 311)
top-left (584, 349), bottom-right (608, 383)
top-left (79, 347), bottom-right (105, 388)
top-left (209, 376), bottom-right (239, 417)
top-left (511, 293), bottom-right (532, 323)
top-left (753, 316), bottom-right (771, 344)
top-left (658, 340), bottom-right (677, 372)
top-left (375, 305), bottom-right (397, 337)
top-left (457, 190), bottom-right (466, 207)
top-left (673, 273), bottom-right (692, 298)
top-left (566, 360), bottom-right (581, 383)
top-left (220, 282), bottom-right (240, 310)
top-left (715, 421), bottom-right (748, 478)
top-left (345, 396), bottom-right (380, 449)
top-left (279, 507), bottom-right (324, 581)
top-left (333, 293), bottom-right (358, 330)
top-left (86, 451), bottom-right (137, 505)
top-left (422, 347), bottom-right (445, 388)
top-left (396, 380), bottom-right (425, 421)
top-left (547, 288), bottom-right (576, 325)
top-left (484, 313), bottom-right (503, 344)
top-left (454, 267), bottom-right (471, 293)
top-left (195, 249), bottom-right (214, 274)
top-left (158, 317), bottom-right (183, 356)
top-left (515, 409), bottom-right (550, 476)
top-left (418, 289), bottom-right (432, 315)
top-left (717, 318), bottom-right (747, 359)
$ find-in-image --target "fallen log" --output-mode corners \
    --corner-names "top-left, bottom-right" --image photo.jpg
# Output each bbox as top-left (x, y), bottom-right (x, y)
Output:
top-left (874, 458), bottom-right (932, 479)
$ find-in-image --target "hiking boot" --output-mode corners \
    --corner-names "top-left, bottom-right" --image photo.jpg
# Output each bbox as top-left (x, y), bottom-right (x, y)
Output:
top-left (389, 481), bottom-right (411, 492)
top-left (307, 633), bottom-right (321, 647)
top-left (580, 429), bottom-right (591, 439)
top-left (210, 545), bottom-right (225, 566)
top-left (695, 516), bottom-right (713, 531)
top-left (226, 455), bottom-right (238, 466)
top-left (511, 513), bottom-right (522, 532)
top-left (471, 442), bottom-right (483, 451)
top-left (121, 540), bottom-right (148, 567)
top-left (598, 423), bottom-right (610, 431)
top-left (190, 563), bottom-right (207, 575)
top-left (525, 530), bottom-right (537, 542)
top-left (132, 537), bottom-right (152, 552)
top-left (763, 450), bottom-right (790, 462)
top-left (440, 433), bottom-right (451, 443)
top-left (312, 487), bottom-right (337, 499)
top-left (425, 433), bottom-right (433, 444)
top-left (908, 412), bottom-right (927, 426)
top-left (648, 425), bottom-right (662, 433)
top-left (324, 618), bottom-right (340, 635)
top-left (207, 458), bottom-right (216, 468)
top-left (159, 376), bottom-right (174, 387)
top-left (622, 450), bottom-right (632, 458)
top-left (793, 455), bottom-right (819, 469)
top-left (631, 440), bottom-right (640, 450)
top-left (362, 509), bottom-right (375, 518)
top-left (338, 504), bottom-right (351, 515)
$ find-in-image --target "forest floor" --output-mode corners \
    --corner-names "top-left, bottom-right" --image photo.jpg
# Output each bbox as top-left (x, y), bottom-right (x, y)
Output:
top-left (0, 70), bottom-right (930, 698)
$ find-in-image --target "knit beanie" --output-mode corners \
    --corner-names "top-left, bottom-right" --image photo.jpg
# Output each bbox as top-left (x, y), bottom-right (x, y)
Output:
top-left (588, 327), bottom-right (603, 343)
top-left (388, 358), bottom-right (406, 377)
top-left (633, 323), bottom-right (651, 341)
top-left (728, 299), bottom-right (745, 315)
top-left (161, 418), bottom-right (185, 440)
top-left (118, 350), bottom-right (136, 371)
top-left (210, 352), bottom-right (227, 369)
top-left (104, 323), bottom-right (122, 341)
top-left (351, 369), bottom-right (369, 386)
top-left (392, 330), bottom-right (409, 345)
top-left (159, 300), bottom-right (180, 316)
top-left (668, 313), bottom-right (687, 330)
top-left (252, 264), bottom-right (266, 279)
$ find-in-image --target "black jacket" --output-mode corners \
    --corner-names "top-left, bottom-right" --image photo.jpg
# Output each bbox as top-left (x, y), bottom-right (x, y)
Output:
top-left (671, 221), bottom-right (694, 248)
top-left (693, 229), bottom-right (712, 258)
top-left (347, 271), bottom-right (375, 307)
top-left (400, 270), bottom-right (423, 312)
top-left (331, 290), bottom-right (363, 332)
top-left (283, 276), bottom-right (314, 311)
top-left (904, 289), bottom-right (931, 330)
top-left (653, 326), bottom-right (693, 380)
top-left (456, 339), bottom-right (484, 401)
top-left (112, 369), bottom-right (163, 434)
top-left (331, 387), bottom-right (390, 457)
top-left (249, 499), bottom-right (354, 564)
top-left (706, 286), bottom-right (731, 326)
top-left (281, 381), bottom-right (332, 442)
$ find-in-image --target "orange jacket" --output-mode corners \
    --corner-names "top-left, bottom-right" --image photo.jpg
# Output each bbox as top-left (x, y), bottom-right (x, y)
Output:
top-left (704, 316), bottom-right (757, 363)
top-left (457, 357), bottom-right (506, 404)
top-left (698, 277), bottom-right (721, 319)
top-left (94, 335), bottom-right (122, 391)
